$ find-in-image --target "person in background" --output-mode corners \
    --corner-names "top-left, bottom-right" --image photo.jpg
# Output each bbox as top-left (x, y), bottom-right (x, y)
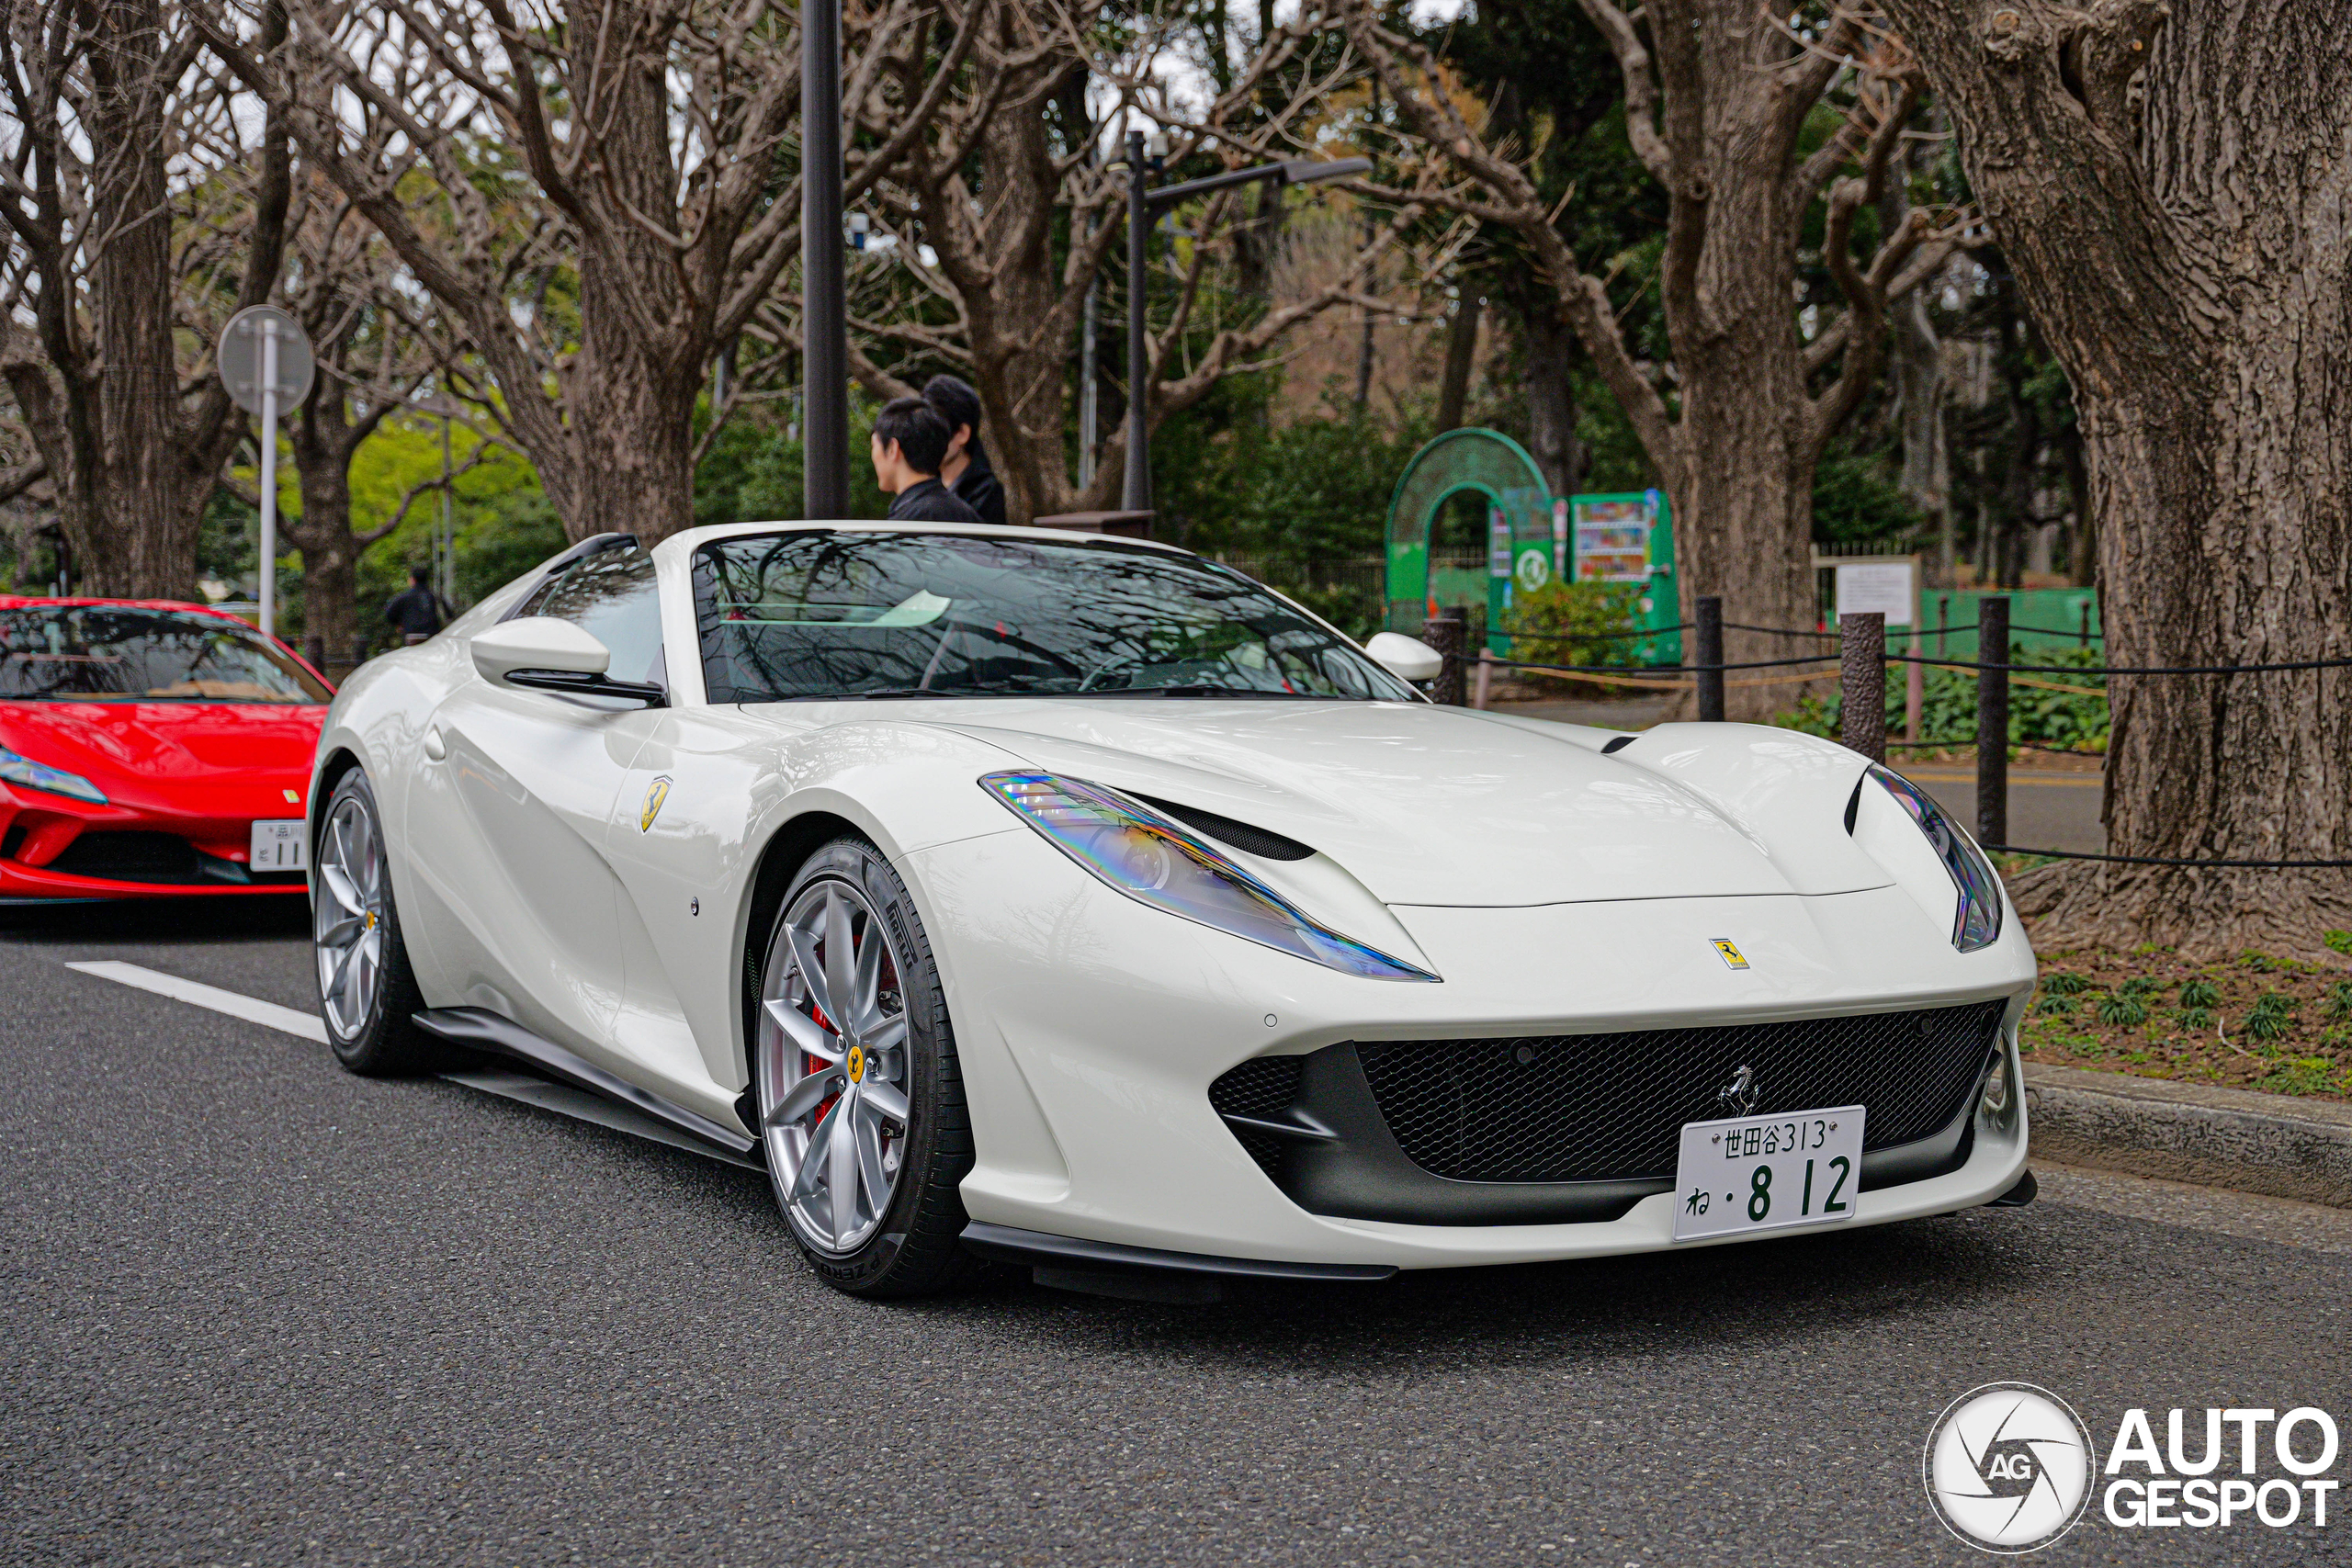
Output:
top-left (870, 398), bottom-right (983, 524)
top-left (922, 374), bottom-right (1008, 526)
top-left (384, 564), bottom-right (449, 646)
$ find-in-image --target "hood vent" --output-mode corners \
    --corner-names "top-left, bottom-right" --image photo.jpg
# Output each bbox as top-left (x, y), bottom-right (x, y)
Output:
top-left (1129, 793), bottom-right (1315, 862)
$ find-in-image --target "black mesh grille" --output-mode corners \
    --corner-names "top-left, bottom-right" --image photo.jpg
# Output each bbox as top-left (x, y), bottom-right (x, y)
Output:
top-left (1356, 1000), bottom-right (2005, 1184)
top-left (46, 830), bottom-right (203, 884)
top-left (1208, 1055), bottom-right (1306, 1177)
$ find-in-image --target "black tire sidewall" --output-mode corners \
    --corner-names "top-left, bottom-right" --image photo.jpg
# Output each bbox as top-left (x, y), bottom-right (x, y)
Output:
top-left (760, 837), bottom-right (976, 1296)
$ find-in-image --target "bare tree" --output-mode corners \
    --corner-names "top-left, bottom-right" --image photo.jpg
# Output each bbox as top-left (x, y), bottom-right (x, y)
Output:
top-left (1344, 2), bottom-right (1970, 712)
top-left (1, 0), bottom-right (290, 596)
top-left (1876, 0), bottom-right (2351, 957)
top-left (777, 1), bottom-right (1427, 526)
top-left (196, 0), bottom-right (943, 546)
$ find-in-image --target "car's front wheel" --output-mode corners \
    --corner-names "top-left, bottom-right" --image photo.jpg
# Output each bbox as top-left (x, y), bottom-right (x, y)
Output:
top-left (753, 837), bottom-right (978, 1296)
top-left (312, 768), bottom-right (435, 1076)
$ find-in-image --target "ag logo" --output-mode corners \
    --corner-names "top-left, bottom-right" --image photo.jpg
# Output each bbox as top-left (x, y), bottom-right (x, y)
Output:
top-left (1924, 1383), bottom-right (2095, 1552)
top-left (639, 775), bottom-right (673, 832)
top-left (1514, 547), bottom-right (1551, 592)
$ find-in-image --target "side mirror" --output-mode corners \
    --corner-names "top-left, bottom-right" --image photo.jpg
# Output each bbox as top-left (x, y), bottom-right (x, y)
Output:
top-left (1366, 631), bottom-right (1444, 683)
top-left (470, 617), bottom-right (665, 706)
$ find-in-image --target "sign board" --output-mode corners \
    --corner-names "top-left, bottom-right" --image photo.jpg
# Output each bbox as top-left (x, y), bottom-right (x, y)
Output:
top-left (1572, 496), bottom-right (1655, 582)
top-left (219, 305), bottom-right (316, 414)
top-left (1833, 559), bottom-right (1917, 626)
top-left (1487, 505), bottom-right (1512, 578)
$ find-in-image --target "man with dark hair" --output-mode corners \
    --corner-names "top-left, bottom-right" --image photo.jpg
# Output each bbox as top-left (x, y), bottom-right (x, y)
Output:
top-left (922, 374), bottom-right (1007, 526)
top-left (870, 397), bottom-right (982, 524)
top-left (384, 564), bottom-right (449, 645)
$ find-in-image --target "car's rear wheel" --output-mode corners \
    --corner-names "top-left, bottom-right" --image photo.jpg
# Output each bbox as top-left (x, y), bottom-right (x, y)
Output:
top-left (753, 837), bottom-right (978, 1296)
top-left (313, 769), bottom-right (435, 1076)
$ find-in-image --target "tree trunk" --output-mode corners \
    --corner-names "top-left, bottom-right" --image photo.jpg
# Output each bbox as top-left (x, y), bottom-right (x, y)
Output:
top-left (1882, 0), bottom-right (2352, 957)
top-left (1435, 294), bottom-right (1481, 434)
top-left (284, 378), bottom-right (367, 665)
top-left (1520, 301), bottom-right (1586, 498)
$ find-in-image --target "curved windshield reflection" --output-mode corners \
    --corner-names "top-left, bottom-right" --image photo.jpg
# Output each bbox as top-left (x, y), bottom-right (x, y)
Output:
top-left (694, 531), bottom-right (1416, 704)
top-left (0, 606), bottom-right (331, 703)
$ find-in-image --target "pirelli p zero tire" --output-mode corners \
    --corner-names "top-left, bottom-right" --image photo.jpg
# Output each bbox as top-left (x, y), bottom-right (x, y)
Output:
top-left (752, 836), bottom-right (980, 1297)
top-left (312, 768), bottom-right (437, 1077)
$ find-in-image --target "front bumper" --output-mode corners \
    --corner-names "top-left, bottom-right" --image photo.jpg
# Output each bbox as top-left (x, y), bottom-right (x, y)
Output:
top-left (0, 783), bottom-right (307, 899)
top-left (906, 829), bottom-right (2037, 1271)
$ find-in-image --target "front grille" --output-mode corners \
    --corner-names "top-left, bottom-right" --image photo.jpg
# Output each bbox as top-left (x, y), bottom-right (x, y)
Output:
top-left (46, 830), bottom-right (205, 884)
top-left (1356, 1000), bottom-right (2006, 1184)
top-left (1207, 1055), bottom-right (1306, 1177)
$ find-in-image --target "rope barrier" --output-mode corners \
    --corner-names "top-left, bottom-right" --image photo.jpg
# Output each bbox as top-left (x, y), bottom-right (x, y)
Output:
top-left (1985, 846), bottom-right (2352, 869)
top-left (1498, 624), bottom-right (1693, 644)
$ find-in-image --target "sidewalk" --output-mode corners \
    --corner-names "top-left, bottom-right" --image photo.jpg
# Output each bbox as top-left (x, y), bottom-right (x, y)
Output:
top-left (2028, 1063), bottom-right (2352, 1209)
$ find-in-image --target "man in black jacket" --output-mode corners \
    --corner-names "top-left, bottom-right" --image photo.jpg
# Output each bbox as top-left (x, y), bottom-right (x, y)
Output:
top-left (922, 374), bottom-right (1008, 526)
top-left (871, 398), bottom-right (982, 524)
top-left (384, 565), bottom-right (448, 645)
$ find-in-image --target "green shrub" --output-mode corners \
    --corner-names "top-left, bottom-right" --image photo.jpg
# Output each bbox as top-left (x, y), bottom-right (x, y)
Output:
top-left (2324, 930), bottom-right (2352, 956)
top-left (2098, 993), bottom-right (2149, 1028)
top-left (1498, 581), bottom-right (1649, 669)
top-left (1774, 638), bottom-right (2108, 750)
top-left (2119, 976), bottom-right (2161, 998)
top-left (2245, 992), bottom-right (2297, 1041)
top-left (2041, 972), bottom-right (2091, 996)
top-left (2036, 996), bottom-right (2075, 1018)
top-left (2328, 982), bottom-right (2352, 1022)
top-left (2179, 1006), bottom-right (2215, 1032)
top-left (2178, 978), bottom-right (2221, 1010)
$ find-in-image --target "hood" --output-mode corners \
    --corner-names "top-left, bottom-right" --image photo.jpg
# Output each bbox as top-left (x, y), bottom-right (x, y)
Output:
top-left (0, 701), bottom-right (324, 809)
top-left (899, 701), bottom-right (1891, 908)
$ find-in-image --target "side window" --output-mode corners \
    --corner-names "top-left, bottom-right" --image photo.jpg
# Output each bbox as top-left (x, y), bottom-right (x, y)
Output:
top-left (530, 547), bottom-right (666, 686)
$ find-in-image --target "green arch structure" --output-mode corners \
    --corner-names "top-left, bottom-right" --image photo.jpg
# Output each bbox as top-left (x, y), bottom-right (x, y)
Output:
top-left (1383, 427), bottom-right (1552, 637)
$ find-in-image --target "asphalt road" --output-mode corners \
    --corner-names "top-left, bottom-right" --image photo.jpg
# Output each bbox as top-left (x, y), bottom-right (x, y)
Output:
top-left (6, 900), bottom-right (2346, 1567)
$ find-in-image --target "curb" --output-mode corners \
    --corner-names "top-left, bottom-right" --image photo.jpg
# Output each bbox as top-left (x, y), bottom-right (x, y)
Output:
top-left (2026, 1063), bottom-right (2352, 1209)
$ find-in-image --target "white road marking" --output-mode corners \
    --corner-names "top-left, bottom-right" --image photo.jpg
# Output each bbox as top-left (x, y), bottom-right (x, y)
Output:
top-left (65, 960), bottom-right (329, 1043)
top-left (63, 959), bottom-right (753, 1169)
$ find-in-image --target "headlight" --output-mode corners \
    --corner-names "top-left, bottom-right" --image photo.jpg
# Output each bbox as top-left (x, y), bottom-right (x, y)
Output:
top-left (0, 745), bottom-right (108, 805)
top-left (980, 771), bottom-right (1437, 982)
top-left (1869, 763), bottom-right (2001, 952)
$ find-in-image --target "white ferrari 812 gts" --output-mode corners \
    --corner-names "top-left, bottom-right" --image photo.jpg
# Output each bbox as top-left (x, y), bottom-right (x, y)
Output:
top-left (308, 523), bottom-right (2037, 1297)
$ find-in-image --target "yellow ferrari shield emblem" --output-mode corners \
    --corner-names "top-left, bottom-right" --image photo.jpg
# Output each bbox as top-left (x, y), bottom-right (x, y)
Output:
top-left (1712, 938), bottom-right (1749, 971)
top-left (639, 776), bottom-right (672, 832)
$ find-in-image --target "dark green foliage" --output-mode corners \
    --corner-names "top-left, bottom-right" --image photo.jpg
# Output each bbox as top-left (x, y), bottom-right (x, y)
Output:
top-left (1813, 449), bottom-right (1924, 546)
top-left (2118, 976), bottom-right (2161, 998)
top-left (2179, 1006), bottom-right (2215, 1032)
top-left (2178, 977), bottom-right (2221, 1010)
top-left (1776, 638), bottom-right (2108, 750)
top-left (2245, 992), bottom-right (2297, 1041)
top-left (2035, 996), bottom-right (2075, 1018)
top-left (1500, 581), bottom-right (1646, 667)
top-left (2327, 981), bottom-right (2352, 1021)
top-left (2040, 971), bottom-right (2091, 995)
top-left (2097, 993), bottom-right (2149, 1028)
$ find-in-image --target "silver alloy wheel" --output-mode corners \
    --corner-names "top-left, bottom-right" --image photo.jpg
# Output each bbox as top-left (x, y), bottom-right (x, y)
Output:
top-left (312, 792), bottom-right (388, 1040)
top-left (757, 878), bottom-right (912, 1255)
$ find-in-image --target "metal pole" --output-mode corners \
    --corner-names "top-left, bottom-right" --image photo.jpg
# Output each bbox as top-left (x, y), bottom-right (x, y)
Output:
top-left (1839, 612), bottom-right (1886, 764)
top-left (1122, 129), bottom-right (1150, 513)
top-left (801, 0), bottom-right (848, 519)
top-left (439, 403), bottom-right (454, 607)
top-left (1426, 607), bottom-right (1466, 706)
top-left (1905, 632), bottom-right (1925, 743)
top-left (1976, 595), bottom-right (2009, 848)
top-left (1694, 594), bottom-right (1724, 722)
top-left (1473, 648), bottom-right (1493, 710)
top-left (1079, 281), bottom-right (1098, 490)
top-left (258, 317), bottom-right (278, 639)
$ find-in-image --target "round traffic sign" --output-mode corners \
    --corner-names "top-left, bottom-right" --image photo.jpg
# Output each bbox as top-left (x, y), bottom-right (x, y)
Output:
top-left (219, 305), bottom-right (316, 414)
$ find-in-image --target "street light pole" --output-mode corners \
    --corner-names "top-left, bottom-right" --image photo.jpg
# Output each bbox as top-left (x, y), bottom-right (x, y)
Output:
top-left (1122, 130), bottom-right (1152, 514)
top-left (801, 0), bottom-right (848, 520)
top-left (1120, 146), bottom-right (1372, 517)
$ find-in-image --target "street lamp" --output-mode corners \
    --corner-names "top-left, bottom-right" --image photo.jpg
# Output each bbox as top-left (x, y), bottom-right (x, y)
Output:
top-left (1119, 132), bottom-right (1373, 514)
top-left (802, 0), bottom-right (847, 520)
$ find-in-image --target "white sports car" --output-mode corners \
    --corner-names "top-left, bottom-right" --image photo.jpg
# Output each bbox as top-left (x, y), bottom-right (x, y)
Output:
top-left (308, 522), bottom-right (2038, 1299)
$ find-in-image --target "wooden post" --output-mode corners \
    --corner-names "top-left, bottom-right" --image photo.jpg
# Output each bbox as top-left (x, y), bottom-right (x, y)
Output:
top-left (1905, 635), bottom-right (1925, 743)
top-left (1473, 649), bottom-right (1494, 710)
top-left (1976, 595), bottom-right (2009, 848)
top-left (1425, 608), bottom-right (1466, 706)
top-left (1839, 612), bottom-right (1886, 763)
top-left (1694, 595), bottom-right (1725, 722)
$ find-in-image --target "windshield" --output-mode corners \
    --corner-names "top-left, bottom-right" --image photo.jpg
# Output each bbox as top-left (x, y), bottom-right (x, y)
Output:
top-left (694, 531), bottom-right (1417, 704)
top-left (0, 606), bottom-right (332, 704)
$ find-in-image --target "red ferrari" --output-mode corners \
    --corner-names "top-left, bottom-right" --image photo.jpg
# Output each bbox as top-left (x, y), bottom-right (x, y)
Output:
top-left (0, 596), bottom-right (334, 901)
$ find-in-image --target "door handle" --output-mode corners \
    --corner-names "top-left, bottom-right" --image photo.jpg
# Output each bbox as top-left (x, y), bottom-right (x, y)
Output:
top-left (422, 727), bottom-right (447, 761)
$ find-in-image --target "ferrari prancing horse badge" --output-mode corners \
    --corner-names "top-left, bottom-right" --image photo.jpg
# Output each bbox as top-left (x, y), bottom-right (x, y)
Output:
top-left (640, 776), bottom-right (673, 832)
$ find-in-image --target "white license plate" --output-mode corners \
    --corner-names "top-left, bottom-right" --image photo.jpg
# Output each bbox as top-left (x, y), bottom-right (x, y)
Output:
top-left (1672, 1104), bottom-right (1866, 1241)
top-left (250, 818), bottom-right (308, 872)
